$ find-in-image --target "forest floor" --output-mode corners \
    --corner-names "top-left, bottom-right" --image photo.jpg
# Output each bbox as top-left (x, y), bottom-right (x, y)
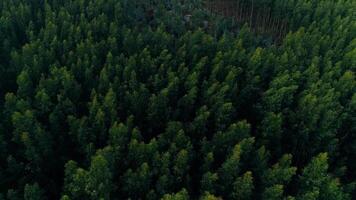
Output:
top-left (205, 0), bottom-right (288, 42)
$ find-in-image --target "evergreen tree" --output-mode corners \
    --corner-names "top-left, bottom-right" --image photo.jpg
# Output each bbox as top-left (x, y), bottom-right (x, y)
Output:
top-left (0, 0), bottom-right (354, 199)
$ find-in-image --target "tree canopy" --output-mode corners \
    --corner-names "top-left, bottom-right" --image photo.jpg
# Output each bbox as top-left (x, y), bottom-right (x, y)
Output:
top-left (0, 0), bottom-right (355, 199)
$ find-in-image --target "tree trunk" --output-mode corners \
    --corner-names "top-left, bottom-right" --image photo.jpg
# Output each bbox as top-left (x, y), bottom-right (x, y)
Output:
top-left (250, 0), bottom-right (254, 29)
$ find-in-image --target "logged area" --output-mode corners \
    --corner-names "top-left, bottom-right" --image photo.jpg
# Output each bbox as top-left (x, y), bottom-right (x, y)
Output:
top-left (0, 0), bottom-right (355, 199)
top-left (206, 0), bottom-right (288, 41)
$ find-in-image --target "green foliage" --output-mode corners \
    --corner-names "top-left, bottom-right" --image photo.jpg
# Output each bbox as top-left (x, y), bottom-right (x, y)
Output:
top-left (261, 185), bottom-right (284, 200)
top-left (62, 154), bottom-right (112, 200)
top-left (297, 153), bottom-right (350, 200)
top-left (232, 171), bottom-right (254, 200)
top-left (200, 192), bottom-right (222, 200)
top-left (161, 189), bottom-right (189, 200)
top-left (262, 154), bottom-right (297, 187)
top-left (0, 0), bottom-right (354, 199)
top-left (24, 183), bottom-right (44, 200)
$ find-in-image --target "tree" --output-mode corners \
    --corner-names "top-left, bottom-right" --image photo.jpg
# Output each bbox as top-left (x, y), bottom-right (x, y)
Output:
top-left (218, 138), bottom-right (255, 196)
top-left (62, 154), bottom-right (112, 200)
top-left (147, 91), bottom-right (170, 132)
top-left (173, 149), bottom-right (190, 185)
top-left (86, 154), bottom-right (112, 200)
top-left (16, 70), bottom-right (33, 99)
top-left (263, 72), bottom-right (299, 113)
top-left (297, 153), bottom-right (350, 200)
top-left (122, 163), bottom-right (152, 199)
top-left (211, 121), bottom-right (251, 159)
top-left (232, 171), bottom-right (254, 200)
top-left (24, 183), bottom-right (45, 200)
top-left (102, 88), bottom-right (117, 125)
top-left (262, 154), bottom-right (297, 187)
top-left (200, 192), bottom-right (222, 200)
top-left (262, 185), bottom-right (284, 200)
top-left (161, 189), bottom-right (189, 200)
top-left (260, 112), bottom-right (283, 157)
top-left (201, 172), bottom-right (219, 194)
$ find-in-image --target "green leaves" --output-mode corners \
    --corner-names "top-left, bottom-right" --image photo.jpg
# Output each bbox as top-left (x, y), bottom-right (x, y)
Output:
top-left (261, 185), bottom-right (284, 200)
top-left (16, 70), bottom-right (33, 99)
top-left (161, 189), bottom-right (189, 200)
top-left (0, 0), bottom-right (354, 199)
top-left (24, 183), bottom-right (44, 200)
top-left (262, 154), bottom-right (297, 187)
top-left (122, 163), bottom-right (152, 199)
top-left (297, 153), bottom-right (350, 200)
top-left (232, 171), bottom-right (254, 200)
top-left (63, 154), bottom-right (112, 200)
top-left (218, 138), bottom-right (255, 196)
top-left (263, 72), bottom-right (299, 113)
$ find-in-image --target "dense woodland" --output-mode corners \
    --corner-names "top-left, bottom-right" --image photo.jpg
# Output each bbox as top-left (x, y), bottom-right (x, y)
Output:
top-left (0, 0), bottom-right (355, 199)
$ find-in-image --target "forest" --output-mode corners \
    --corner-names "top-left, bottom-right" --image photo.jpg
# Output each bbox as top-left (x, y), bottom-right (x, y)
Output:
top-left (0, 0), bottom-right (355, 199)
